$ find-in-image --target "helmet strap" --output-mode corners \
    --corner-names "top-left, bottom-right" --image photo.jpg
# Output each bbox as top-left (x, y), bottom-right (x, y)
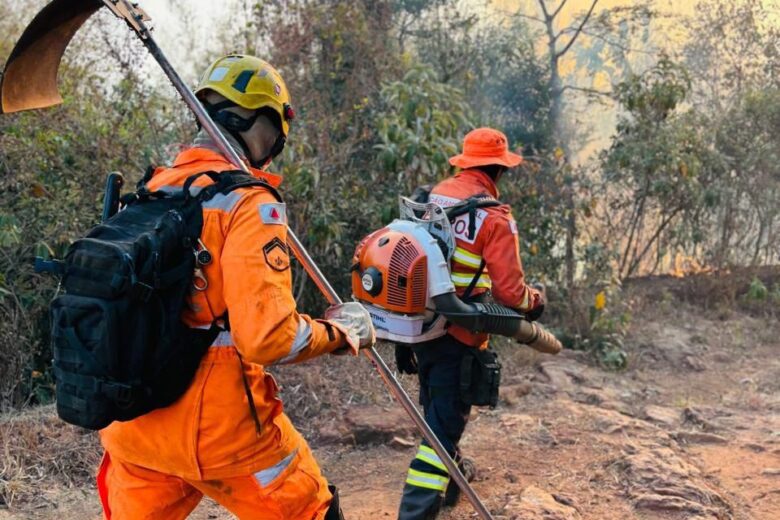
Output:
top-left (254, 134), bottom-right (286, 168)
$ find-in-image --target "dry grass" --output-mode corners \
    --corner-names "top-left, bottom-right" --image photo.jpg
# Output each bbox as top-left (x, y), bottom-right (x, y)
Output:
top-left (0, 406), bottom-right (100, 510)
top-left (272, 342), bottom-right (417, 437)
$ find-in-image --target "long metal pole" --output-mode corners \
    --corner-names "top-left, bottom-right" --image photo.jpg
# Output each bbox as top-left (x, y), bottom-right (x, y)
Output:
top-left (286, 232), bottom-right (494, 520)
top-left (113, 3), bottom-right (493, 518)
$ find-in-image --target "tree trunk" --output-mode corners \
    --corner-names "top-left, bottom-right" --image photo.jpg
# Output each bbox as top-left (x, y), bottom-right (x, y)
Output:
top-left (547, 22), bottom-right (576, 290)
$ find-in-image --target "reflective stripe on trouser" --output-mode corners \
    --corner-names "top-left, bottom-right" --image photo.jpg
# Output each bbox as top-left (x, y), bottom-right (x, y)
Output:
top-left (406, 468), bottom-right (449, 491)
top-left (98, 436), bottom-right (331, 520)
top-left (404, 445), bottom-right (450, 492)
top-left (398, 335), bottom-right (472, 520)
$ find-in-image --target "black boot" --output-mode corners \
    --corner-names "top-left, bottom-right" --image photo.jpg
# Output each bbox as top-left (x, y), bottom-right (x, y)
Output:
top-left (444, 457), bottom-right (476, 507)
top-left (399, 485), bottom-right (443, 520)
top-left (325, 484), bottom-right (345, 520)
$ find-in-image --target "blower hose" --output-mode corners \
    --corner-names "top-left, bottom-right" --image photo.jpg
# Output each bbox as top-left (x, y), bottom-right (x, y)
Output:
top-left (432, 294), bottom-right (562, 355)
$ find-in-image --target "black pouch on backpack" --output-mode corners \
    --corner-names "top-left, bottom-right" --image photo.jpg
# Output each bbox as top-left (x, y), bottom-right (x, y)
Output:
top-left (459, 348), bottom-right (501, 408)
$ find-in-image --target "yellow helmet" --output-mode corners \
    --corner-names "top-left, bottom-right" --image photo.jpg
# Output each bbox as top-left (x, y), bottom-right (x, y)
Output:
top-left (195, 54), bottom-right (294, 136)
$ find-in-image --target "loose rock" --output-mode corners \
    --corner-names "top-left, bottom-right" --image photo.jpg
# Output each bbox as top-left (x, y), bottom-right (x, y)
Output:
top-left (617, 446), bottom-right (731, 517)
top-left (500, 383), bottom-right (532, 406)
top-left (389, 436), bottom-right (416, 450)
top-left (673, 431), bottom-right (729, 445)
top-left (504, 485), bottom-right (581, 519)
top-left (318, 405), bottom-right (419, 445)
top-left (643, 405), bottom-right (681, 427)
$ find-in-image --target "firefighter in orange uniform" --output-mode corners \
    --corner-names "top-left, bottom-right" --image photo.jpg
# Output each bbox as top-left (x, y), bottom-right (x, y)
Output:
top-left (397, 128), bottom-right (544, 519)
top-left (97, 55), bottom-right (375, 520)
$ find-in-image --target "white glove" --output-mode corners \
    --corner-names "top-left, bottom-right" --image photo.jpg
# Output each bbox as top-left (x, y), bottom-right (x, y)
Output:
top-left (324, 302), bottom-right (376, 353)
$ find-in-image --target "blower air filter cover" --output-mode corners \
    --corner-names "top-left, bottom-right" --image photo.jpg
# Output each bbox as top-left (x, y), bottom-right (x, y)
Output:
top-left (360, 267), bottom-right (383, 296)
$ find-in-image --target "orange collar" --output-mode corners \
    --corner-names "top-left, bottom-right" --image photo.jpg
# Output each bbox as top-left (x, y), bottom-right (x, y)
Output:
top-left (172, 147), bottom-right (283, 188)
top-left (454, 169), bottom-right (500, 198)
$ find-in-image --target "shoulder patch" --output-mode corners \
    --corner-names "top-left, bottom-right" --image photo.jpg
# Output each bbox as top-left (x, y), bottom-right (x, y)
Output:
top-left (263, 237), bottom-right (291, 271)
top-left (451, 209), bottom-right (488, 245)
top-left (509, 220), bottom-right (518, 235)
top-left (258, 202), bottom-right (287, 225)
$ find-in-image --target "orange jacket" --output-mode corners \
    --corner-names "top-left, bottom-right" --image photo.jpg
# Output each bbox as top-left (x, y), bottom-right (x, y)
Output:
top-left (100, 147), bottom-right (348, 481)
top-left (429, 168), bottom-right (542, 348)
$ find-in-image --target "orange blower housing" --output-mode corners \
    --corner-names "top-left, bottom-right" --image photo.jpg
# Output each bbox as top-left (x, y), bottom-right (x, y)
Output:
top-left (351, 209), bottom-right (456, 343)
top-left (352, 228), bottom-right (428, 315)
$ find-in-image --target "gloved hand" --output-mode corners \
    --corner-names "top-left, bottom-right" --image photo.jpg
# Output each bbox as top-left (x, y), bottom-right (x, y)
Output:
top-left (525, 303), bottom-right (545, 321)
top-left (395, 344), bottom-right (418, 374)
top-left (526, 282), bottom-right (547, 321)
top-left (324, 302), bottom-right (376, 355)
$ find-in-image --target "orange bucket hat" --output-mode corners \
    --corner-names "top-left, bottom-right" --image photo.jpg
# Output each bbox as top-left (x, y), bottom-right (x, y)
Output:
top-left (449, 127), bottom-right (523, 169)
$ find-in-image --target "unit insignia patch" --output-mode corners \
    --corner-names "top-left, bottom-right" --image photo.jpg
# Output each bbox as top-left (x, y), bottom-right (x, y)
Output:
top-left (263, 237), bottom-right (290, 271)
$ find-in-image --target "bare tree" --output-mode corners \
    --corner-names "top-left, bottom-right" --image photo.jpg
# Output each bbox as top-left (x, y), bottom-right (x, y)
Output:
top-left (515, 0), bottom-right (599, 288)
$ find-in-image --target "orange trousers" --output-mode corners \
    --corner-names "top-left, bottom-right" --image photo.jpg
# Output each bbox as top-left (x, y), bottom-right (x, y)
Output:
top-left (97, 442), bottom-right (332, 520)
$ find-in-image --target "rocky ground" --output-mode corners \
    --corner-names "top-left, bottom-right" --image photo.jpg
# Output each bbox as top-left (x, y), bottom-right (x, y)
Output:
top-left (1, 276), bottom-right (779, 519)
top-left (322, 306), bottom-right (780, 520)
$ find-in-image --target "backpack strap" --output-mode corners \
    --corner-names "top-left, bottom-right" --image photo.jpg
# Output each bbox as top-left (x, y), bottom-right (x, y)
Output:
top-left (462, 259), bottom-right (487, 300)
top-left (136, 164), bottom-right (158, 190)
top-left (130, 170), bottom-right (281, 205)
top-left (445, 195), bottom-right (500, 295)
top-left (182, 171), bottom-right (222, 199)
top-left (445, 196), bottom-right (502, 240)
top-left (198, 171), bottom-right (283, 203)
top-left (445, 196), bottom-right (502, 219)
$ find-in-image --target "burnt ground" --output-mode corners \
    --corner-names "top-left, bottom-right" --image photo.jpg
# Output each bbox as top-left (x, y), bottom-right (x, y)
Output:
top-left (1, 272), bottom-right (779, 519)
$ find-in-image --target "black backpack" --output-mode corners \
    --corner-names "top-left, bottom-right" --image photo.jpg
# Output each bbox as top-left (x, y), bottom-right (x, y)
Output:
top-left (49, 170), bottom-right (275, 430)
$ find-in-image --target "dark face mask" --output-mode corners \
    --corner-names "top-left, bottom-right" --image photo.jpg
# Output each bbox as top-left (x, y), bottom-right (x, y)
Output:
top-left (479, 165), bottom-right (508, 182)
top-left (205, 101), bottom-right (286, 168)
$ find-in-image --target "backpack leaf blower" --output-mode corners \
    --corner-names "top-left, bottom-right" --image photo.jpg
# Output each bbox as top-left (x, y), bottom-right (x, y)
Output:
top-left (352, 197), bottom-right (562, 355)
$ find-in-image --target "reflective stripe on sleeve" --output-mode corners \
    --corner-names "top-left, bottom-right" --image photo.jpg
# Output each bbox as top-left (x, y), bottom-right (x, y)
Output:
top-left (451, 272), bottom-right (491, 289)
top-left (415, 445), bottom-right (448, 473)
top-left (452, 247), bottom-right (482, 269)
top-left (518, 288), bottom-right (531, 310)
top-left (275, 317), bottom-right (312, 364)
top-left (202, 190), bottom-right (244, 212)
top-left (211, 331), bottom-right (234, 347)
top-left (405, 469), bottom-right (449, 491)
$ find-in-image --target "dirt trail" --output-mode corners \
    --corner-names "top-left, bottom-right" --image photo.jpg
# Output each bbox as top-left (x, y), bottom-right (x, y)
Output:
top-left (322, 308), bottom-right (780, 519)
top-left (1, 304), bottom-right (779, 519)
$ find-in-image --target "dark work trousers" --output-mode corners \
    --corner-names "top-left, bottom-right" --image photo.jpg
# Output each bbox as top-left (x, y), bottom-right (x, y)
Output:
top-left (397, 334), bottom-right (472, 520)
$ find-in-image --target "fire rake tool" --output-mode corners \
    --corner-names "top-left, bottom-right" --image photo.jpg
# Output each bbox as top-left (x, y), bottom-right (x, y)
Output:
top-left (0, 1), bottom-right (494, 518)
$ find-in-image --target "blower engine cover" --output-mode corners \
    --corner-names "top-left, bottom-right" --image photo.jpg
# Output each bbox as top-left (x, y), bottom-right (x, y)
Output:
top-left (352, 228), bottom-right (428, 315)
top-left (352, 200), bottom-right (456, 343)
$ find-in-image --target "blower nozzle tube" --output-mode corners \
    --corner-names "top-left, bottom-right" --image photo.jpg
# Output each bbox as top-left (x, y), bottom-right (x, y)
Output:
top-left (432, 294), bottom-right (562, 354)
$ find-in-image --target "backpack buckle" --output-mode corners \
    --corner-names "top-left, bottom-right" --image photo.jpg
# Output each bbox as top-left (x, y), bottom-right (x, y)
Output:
top-left (100, 381), bottom-right (135, 408)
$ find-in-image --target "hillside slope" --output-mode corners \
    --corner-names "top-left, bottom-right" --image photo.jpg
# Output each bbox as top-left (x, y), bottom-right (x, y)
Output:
top-left (1, 275), bottom-right (779, 519)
